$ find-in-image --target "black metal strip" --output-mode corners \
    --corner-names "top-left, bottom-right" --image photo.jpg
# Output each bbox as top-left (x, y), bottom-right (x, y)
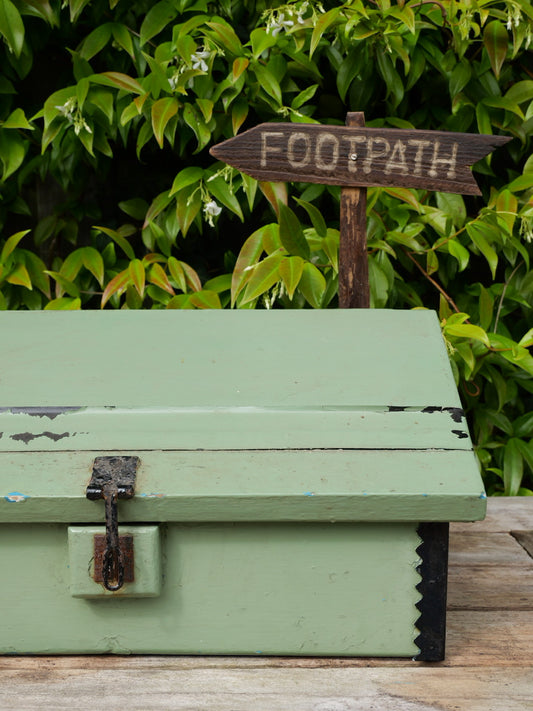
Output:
top-left (414, 521), bottom-right (449, 662)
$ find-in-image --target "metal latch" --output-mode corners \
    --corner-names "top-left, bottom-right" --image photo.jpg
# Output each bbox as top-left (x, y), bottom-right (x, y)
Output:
top-left (86, 456), bottom-right (140, 591)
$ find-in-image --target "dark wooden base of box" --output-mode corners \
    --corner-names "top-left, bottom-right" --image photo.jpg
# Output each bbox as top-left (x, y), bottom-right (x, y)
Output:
top-left (414, 522), bottom-right (450, 662)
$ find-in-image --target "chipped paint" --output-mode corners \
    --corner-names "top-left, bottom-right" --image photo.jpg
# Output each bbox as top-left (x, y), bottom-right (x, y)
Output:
top-left (140, 493), bottom-right (166, 499)
top-left (0, 406), bottom-right (84, 419)
top-left (4, 492), bottom-right (29, 503)
top-left (10, 431), bottom-right (71, 444)
top-left (451, 429), bottom-right (468, 439)
top-left (422, 406), bottom-right (464, 423)
top-left (304, 491), bottom-right (315, 497)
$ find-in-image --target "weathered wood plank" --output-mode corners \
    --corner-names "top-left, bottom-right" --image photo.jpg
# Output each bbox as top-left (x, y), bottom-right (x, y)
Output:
top-left (449, 531), bottom-right (533, 566)
top-left (448, 564), bottom-right (533, 610)
top-left (339, 112), bottom-right (369, 309)
top-left (210, 123), bottom-right (510, 195)
top-left (0, 666), bottom-right (531, 711)
top-left (452, 498), bottom-right (532, 533)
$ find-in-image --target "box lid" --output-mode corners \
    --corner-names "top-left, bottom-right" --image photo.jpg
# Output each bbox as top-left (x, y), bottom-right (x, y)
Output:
top-left (0, 310), bottom-right (486, 522)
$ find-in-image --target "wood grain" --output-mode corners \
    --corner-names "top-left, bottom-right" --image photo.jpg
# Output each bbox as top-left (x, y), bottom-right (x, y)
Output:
top-left (210, 123), bottom-right (510, 194)
top-left (339, 112), bottom-right (369, 309)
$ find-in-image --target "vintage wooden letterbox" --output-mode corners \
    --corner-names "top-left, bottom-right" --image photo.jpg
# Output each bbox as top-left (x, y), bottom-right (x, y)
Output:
top-left (0, 309), bottom-right (485, 659)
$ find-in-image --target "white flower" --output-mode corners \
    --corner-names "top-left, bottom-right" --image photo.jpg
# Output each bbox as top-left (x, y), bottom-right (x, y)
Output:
top-left (191, 51), bottom-right (212, 72)
top-left (203, 200), bottom-right (222, 226)
top-left (204, 200), bottom-right (222, 217)
top-left (268, 13), bottom-right (294, 36)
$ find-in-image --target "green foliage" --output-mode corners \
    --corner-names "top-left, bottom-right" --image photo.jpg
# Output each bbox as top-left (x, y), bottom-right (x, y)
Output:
top-left (0, 0), bottom-right (532, 493)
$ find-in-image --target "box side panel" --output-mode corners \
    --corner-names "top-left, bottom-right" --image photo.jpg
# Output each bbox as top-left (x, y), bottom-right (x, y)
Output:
top-left (0, 523), bottom-right (421, 656)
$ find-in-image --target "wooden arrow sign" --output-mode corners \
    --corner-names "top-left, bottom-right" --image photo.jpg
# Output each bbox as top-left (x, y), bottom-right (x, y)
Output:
top-left (210, 123), bottom-right (510, 196)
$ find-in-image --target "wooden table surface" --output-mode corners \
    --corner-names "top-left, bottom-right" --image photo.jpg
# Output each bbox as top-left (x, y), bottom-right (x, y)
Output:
top-left (1, 498), bottom-right (531, 711)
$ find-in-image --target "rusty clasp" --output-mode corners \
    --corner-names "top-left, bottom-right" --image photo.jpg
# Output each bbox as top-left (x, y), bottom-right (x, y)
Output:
top-left (86, 456), bottom-right (139, 591)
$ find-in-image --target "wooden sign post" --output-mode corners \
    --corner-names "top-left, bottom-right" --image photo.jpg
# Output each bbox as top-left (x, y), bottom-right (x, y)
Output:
top-left (210, 116), bottom-right (510, 308)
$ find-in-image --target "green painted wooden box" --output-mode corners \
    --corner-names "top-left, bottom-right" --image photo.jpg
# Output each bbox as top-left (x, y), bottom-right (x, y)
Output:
top-left (0, 309), bottom-right (485, 659)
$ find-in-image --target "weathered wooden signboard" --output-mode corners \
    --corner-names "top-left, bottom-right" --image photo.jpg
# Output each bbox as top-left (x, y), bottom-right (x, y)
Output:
top-left (210, 121), bottom-right (509, 195)
top-left (210, 113), bottom-right (510, 307)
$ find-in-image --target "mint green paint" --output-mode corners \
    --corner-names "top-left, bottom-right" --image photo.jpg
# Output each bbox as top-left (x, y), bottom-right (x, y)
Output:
top-left (0, 406), bottom-right (470, 451)
top-left (0, 309), bottom-right (485, 655)
top-left (0, 522), bottom-right (422, 656)
top-left (0, 449), bottom-right (485, 523)
top-left (0, 309), bottom-right (458, 414)
top-left (68, 525), bottom-right (161, 598)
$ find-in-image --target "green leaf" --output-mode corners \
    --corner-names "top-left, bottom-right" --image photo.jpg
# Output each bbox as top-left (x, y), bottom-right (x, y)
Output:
top-left (205, 21), bottom-right (242, 55)
top-left (170, 167), bottom-right (203, 197)
top-left (0, 131), bottom-right (26, 180)
top-left (444, 323), bottom-right (490, 346)
top-left (203, 274), bottom-right (231, 293)
top-left (254, 64), bottom-right (282, 106)
top-left (148, 263), bottom-right (174, 295)
top-left (250, 28), bottom-right (277, 59)
top-left (383, 187), bottom-right (421, 212)
top-left (94, 225), bottom-right (135, 260)
top-left (44, 297), bottom-right (81, 310)
top-left (231, 227), bottom-right (265, 306)
top-left (310, 7), bottom-right (340, 57)
top-left (179, 261), bottom-right (202, 292)
top-left (140, 0), bottom-right (177, 46)
top-left (167, 256), bottom-right (188, 292)
top-left (449, 61), bottom-right (471, 98)
top-left (278, 203), bottom-right (310, 259)
top-left (69, 0), bottom-right (91, 22)
top-left (0, 229), bottom-right (30, 262)
top-left (101, 269), bottom-right (129, 307)
top-left (279, 256), bottom-right (304, 300)
top-left (232, 97), bottom-right (248, 135)
top-left (479, 285), bottom-right (494, 331)
top-left (189, 290), bottom-right (222, 309)
top-left (128, 259), bottom-right (145, 297)
top-left (79, 23), bottom-right (112, 60)
top-left (298, 262), bottom-right (326, 309)
top-left (6, 263), bottom-right (31, 289)
top-left (2, 108), bottom-right (33, 130)
top-left (291, 84), bottom-right (318, 110)
top-left (81, 247), bottom-right (104, 287)
top-left (207, 176), bottom-right (243, 221)
top-left (505, 80), bottom-right (533, 105)
top-left (176, 186), bottom-right (201, 237)
top-left (183, 103), bottom-right (210, 152)
top-left (59, 249), bottom-right (84, 281)
top-left (259, 182), bottom-right (287, 217)
top-left (166, 294), bottom-right (194, 309)
top-left (466, 222), bottom-right (498, 279)
top-left (44, 269), bottom-right (80, 297)
top-left (240, 251), bottom-right (283, 305)
top-left (514, 413), bottom-right (533, 439)
top-left (118, 198), bottom-right (148, 221)
top-left (111, 23), bottom-right (135, 59)
top-left (483, 20), bottom-right (508, 79)
top-left (293, 198), bottom-right (327, 238)
top-left (92, 72), bottom-right (145, 95)
top-left (0, 0), bottom-right (25, 57)
top-left (151, 97), bottom-right (178, 148)
top-left (504, 438), bottom-right (523, 496)
top-left (436, 193), bottom-right (466, 228)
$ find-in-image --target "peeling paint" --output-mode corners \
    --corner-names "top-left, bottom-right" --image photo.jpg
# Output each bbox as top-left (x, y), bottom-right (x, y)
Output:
top-left (388, 406), bottom-right (407, 412)
top-left (303, 491), bottom-right (315, 497)
top-left (10, 431), bottom-right (71, 444)
top-left (0, 406), bottom-right (84, 419)
top-left (140, 492), bottom-right (166, 499)
top-left (4, 492), bottom-right (29, 503)
top-left (451, 429), bottom-right (468, 439)
top-left (422, 406), bottom-right (464, 423)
